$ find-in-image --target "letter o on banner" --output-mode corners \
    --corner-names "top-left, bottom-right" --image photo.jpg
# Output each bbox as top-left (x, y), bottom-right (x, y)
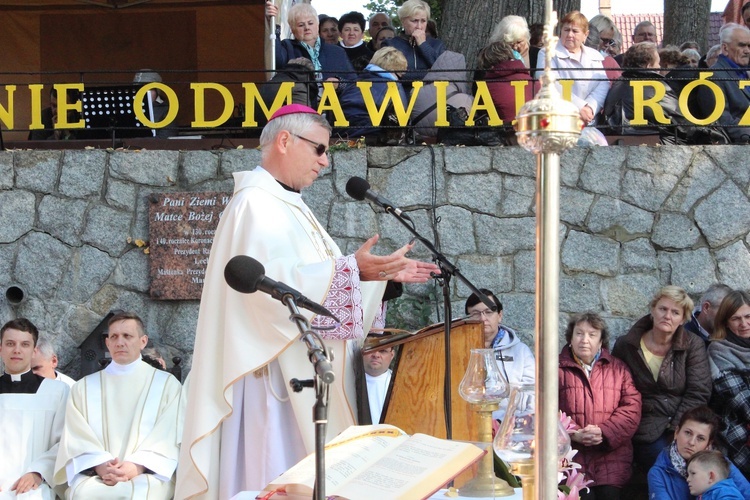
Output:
top-left (679, 74), bottom-right (725, 126)
top-left (134, 83), bottom-right (179, 128)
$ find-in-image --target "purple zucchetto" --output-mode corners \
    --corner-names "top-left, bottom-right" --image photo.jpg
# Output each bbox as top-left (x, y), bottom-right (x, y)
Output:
top-left (268, 104), bottom-right (319, 121)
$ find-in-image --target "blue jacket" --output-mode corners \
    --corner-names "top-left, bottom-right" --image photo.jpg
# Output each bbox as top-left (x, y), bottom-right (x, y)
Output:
top-left (696, 55), bottom-right (750, 143)
top-left (337, 64), bottom-right (407, 137)
top-left (275, 38), bottom-right (355, 82)
top-left (383, 34), bottom-right (445, 82)
top-left (700, 479), bottom-right (746, 500)
top-left (683, 312), bottom-right (710, 346)
top-left (648, 448), bottom-right (750, 499)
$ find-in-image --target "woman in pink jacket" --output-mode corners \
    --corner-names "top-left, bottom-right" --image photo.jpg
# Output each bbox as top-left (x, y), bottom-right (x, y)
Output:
top-left (559, 312), bottom-right (642, 500)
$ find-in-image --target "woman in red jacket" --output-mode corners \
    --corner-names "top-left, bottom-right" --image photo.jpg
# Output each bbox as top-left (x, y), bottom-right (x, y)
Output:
top-left (559, 312), bottom-right (642, 500)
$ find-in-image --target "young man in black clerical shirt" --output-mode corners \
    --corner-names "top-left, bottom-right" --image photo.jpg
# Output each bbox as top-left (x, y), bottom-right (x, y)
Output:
top-left (0, 318), bottom-right (69, 497)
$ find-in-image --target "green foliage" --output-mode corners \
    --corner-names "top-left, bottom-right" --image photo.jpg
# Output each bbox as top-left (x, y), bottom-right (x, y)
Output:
top-left (494, 454), bottom-right (522, 488)
top-left (385, 289), bottom-right (437, 331)
top-left (364, 0), bottom-right (399, 19)
top-left (363, 0), bottom-right (443, 29)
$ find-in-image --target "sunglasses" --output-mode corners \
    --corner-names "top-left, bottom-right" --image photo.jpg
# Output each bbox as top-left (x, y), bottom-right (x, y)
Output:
top-left (292, 133), bottom-right (328, 156)
top-left (600, 37), bottom-right (617, 47)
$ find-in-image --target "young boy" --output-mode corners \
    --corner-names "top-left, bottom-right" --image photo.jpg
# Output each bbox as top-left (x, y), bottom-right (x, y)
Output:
top-left (687, 450), bottom-right (744, 499)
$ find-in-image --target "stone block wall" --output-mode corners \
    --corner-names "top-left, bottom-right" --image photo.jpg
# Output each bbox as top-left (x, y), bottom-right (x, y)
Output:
top-left (0, 144), bottom-right (747, 376)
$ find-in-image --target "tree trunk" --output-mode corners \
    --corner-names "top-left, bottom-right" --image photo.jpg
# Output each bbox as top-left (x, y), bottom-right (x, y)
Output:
top-left (438, 0), bottom-right (581, 70)
top-left (663, 0), bottom-right (711, 52)
top-left (526, 0), bottom-right (582, 24)
top-left (438, 0), bottom-right (506, 71)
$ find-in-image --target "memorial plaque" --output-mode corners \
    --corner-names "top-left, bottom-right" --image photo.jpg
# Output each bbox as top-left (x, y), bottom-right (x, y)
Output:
top-left (148, 191), bottom-right (230, 300)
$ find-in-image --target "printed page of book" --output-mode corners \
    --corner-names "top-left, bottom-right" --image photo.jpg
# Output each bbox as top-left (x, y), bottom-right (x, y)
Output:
top-left (264, 425), bottom-right (408, 495)
top-left (331, 432), bottom-right (484, 500)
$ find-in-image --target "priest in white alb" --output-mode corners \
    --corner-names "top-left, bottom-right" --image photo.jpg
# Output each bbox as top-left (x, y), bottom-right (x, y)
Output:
top-left (176, 104), bottom-right (439, 499)
top-left (53, 312), bottom-right (183, 499)
top-left (0, 318), bottom-right (69, 500)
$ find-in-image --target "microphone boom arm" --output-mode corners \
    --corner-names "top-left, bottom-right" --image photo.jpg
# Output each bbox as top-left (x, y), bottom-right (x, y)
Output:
top-left (282, 293), bottom-right (336, 385)
top-left (379, 202), bottom-right (496, 442)
top-left (281, 293), bottom-right (331, 500)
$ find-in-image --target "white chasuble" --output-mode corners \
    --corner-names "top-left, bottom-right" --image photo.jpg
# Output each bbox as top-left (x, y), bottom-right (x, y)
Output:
top-left (53, 360), bottom-right (182, 500)
top-left (0, 379), bottom-right (68, 500)
top-left (177, 167), bottom-right (386, 499)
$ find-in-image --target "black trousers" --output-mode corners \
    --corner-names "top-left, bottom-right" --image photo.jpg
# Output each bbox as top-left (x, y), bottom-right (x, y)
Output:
top-left (579, 485), bottom-right (622, 500)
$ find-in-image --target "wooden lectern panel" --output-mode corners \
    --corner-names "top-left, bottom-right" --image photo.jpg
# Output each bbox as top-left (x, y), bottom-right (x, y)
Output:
top-left (380, 319), bottom-right (484, 442)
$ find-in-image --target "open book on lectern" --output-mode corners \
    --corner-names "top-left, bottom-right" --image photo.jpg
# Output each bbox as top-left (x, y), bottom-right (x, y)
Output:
top-left (258, 424), bottom-right (485, 500)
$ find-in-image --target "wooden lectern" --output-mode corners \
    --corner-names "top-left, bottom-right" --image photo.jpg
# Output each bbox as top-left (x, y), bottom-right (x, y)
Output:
top-left (362, 319), bottom-right (484, 443)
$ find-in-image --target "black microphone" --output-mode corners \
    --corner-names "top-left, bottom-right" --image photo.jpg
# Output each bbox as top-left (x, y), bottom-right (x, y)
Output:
top-left (224, 255), bottom-right (338, 321)
top-left (346, 176), bottom-right (410, 219)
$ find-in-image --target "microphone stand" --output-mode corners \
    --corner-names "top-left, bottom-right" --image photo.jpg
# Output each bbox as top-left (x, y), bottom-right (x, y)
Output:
top-left (283, 294), bottom-right (333, 500)
top-left (380, 207), bottom-right (495, 440)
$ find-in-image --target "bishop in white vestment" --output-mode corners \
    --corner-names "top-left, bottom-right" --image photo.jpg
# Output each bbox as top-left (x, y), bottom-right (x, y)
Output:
top-left (176, 105), bottom-right (438, 499)
top-left (53, 313), bottom-right (182, 500)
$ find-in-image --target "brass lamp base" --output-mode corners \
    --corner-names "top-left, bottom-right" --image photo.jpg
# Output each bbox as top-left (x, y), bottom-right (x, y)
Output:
top-left (509, 460), bottom-right (535, 500)
top-left (459, 402), bottom-right (514, 497)
top-left (458, 475), bottom-right (515, 497)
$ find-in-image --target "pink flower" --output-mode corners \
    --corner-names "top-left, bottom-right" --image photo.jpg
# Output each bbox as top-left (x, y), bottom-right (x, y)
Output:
top-left (558, 465), bottom-right (593, 499)
top-left (559, 410), bottom-right (579, 433)
top-left (492, 418), bottom-right (500, 439)
top-left (556, 415), bottom-right (592, 500)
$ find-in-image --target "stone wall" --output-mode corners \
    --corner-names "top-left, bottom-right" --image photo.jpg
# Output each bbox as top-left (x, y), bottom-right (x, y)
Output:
top-left (1, 144), bottom-right (748, 377)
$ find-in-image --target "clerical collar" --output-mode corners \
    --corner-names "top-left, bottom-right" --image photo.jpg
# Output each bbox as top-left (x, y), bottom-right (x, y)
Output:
top-left (277, 180), bottom-right (299, 193)
top-left (105, 356), bottom-right (143, 375)
top-left (365, 370), bottom-right (391, 380)
top-left (5, 368), bottom-right (32, 382)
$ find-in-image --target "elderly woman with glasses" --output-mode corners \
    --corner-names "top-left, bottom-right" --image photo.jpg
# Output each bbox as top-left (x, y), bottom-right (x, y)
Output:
top-left (464, 288), bottom-right (535, 421)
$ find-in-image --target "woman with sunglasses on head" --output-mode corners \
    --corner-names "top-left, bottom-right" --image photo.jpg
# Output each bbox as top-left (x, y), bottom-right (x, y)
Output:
top-left (584, 24), bottom-right (622, 83)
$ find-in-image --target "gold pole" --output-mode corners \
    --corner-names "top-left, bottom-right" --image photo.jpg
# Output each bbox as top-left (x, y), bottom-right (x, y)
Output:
top-left (535, 151), bottom-right (561, 499)
top-left (514, 1), bottom-right (582, 497)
